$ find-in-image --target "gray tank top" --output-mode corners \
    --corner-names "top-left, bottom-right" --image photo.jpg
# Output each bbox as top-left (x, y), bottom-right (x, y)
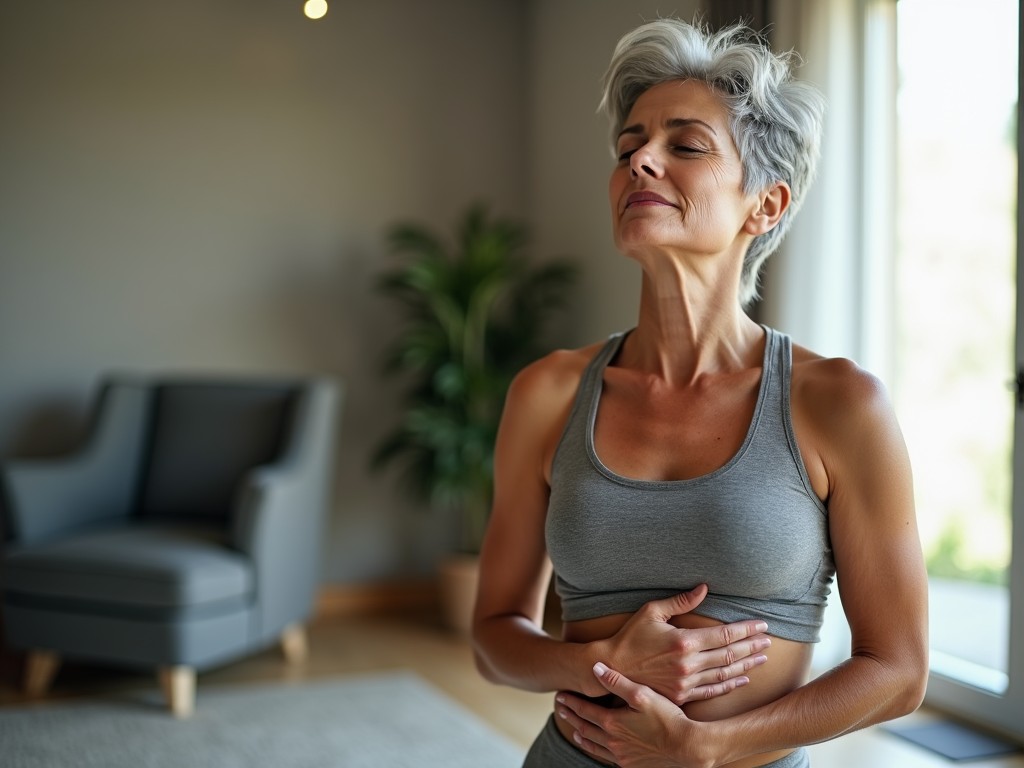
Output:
top-left (545, 327), bottom-right (834, 642)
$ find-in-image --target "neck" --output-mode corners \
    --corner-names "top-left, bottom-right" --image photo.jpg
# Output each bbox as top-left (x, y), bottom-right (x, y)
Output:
top-left (623, 256), bottom-right (762, 385)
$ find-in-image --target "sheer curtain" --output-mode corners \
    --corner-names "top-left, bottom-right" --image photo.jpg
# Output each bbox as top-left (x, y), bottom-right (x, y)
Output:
top-left (759, 0), bottom-right (897, 387)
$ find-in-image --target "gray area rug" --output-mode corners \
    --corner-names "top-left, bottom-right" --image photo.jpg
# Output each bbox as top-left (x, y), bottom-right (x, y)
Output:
top-left (0, 671), bottom-right (526, 768)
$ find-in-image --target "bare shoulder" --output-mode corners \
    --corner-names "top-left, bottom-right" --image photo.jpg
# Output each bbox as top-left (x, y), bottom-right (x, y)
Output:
top-left (790, 342), bottom-right (894, 428)
top-left (505, 341), bottom-right (606, 414)
top-left (789, 342), bottom-right (909, 502)
top-left (497, 341), bottom-right (608, 483)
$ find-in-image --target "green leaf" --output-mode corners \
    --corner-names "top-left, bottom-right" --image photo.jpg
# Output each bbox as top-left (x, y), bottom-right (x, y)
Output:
top-left (370, 204), bottom-right (578, 552)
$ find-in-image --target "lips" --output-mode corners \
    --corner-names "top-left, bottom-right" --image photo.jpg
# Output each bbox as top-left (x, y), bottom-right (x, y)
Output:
top-left (624, 190), bottom-right (678, 209)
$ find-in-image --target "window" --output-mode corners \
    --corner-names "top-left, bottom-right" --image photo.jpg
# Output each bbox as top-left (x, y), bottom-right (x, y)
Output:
top-left (893, 0), bottom-right (1023, 738)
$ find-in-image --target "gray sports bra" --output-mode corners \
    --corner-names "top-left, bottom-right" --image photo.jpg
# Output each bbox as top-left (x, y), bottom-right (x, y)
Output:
top-left (545, 327), bottom-right (834, 642)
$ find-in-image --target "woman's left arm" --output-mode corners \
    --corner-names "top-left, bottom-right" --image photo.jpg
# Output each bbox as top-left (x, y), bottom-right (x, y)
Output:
top-left (558, 361), bottom-right (929, 768)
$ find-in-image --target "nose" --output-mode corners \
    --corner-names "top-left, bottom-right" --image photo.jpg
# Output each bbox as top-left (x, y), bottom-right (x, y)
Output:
top-left (630, 143), bottom-right (663, 178)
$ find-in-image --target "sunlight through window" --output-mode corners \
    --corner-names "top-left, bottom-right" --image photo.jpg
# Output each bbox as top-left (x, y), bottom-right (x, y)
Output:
top-left (895, 0), bottom-right (1018, 690)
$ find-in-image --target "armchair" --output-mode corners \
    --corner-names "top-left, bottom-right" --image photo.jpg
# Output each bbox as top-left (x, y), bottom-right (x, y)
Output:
top-left (0, 374), bottom-right (340, 716)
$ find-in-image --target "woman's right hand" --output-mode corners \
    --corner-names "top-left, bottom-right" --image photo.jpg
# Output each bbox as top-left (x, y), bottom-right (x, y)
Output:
top-left (602, 585), bottom-right (772, 705)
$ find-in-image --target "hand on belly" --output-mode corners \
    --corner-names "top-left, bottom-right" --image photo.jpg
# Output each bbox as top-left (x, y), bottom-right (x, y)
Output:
top-left (669, 612), bottom-right (813, 720)
top-left (562, 607), bottom-right (814, 721)
top-left (555, 610), bottom-right (814, 768)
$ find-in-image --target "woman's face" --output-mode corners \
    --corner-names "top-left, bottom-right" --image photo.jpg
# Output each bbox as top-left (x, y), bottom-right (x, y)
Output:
top-left (609, 79), bottom-right (758, 260)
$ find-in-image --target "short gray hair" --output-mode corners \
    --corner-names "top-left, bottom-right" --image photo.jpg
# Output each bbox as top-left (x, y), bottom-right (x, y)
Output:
top-left (599, 19), bottom-right (825, 306)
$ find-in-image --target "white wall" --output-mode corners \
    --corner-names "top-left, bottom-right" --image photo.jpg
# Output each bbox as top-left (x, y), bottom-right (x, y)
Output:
top-left (760, 0), bottom-right (898, 380)
top-left (0, 0), bottom-right (529, 584)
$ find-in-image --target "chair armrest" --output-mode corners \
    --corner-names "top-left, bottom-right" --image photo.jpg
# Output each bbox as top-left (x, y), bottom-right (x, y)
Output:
top-left (1, 380), bottom-right (151, 544)
top-left (231, 378), bottom-right (340, 638)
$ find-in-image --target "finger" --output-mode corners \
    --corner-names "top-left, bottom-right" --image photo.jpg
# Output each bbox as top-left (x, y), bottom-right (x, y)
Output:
top-left (592, 662), bottom-right (655, 711)
top-left (697, 632), bottom-right (772, 671)
top-left (555, 691), bottom-right (608, 728)
top-left (555, 701), bottom-right (610, 751)
top-left (701, 650), bottom-right (769, 686)
top-left (689, 620), bottom-right (770, 653)
top-left (641, 584), bottom-right (709, 621)
top-left (572, 729), bottom-right (617, 763)
top-left (671, 644), bottom-right (769, 704)
top-left (687, 673), bottom-right (751, 703)
top-left (555, 696), bottom-right (617, 762)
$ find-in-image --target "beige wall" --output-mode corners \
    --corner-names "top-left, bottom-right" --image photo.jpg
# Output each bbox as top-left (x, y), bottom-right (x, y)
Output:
top-left (0, 0), bottom-right (699, 586)
top-left (527, 0), bottom-right (700, 346)
top-left (0, 0), bottom-right (530, 584)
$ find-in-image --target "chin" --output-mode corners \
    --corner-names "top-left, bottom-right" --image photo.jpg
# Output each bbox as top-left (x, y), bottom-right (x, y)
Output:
top-left (615, 221), bottom-right (684, 248)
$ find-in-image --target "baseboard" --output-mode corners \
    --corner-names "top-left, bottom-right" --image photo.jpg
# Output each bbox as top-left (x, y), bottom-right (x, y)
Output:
top-left (315, 580), bottom-right (439, 619)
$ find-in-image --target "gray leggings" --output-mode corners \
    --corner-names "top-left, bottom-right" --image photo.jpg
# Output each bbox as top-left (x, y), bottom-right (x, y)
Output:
top-left (522, 716), bottom-right (811, 768)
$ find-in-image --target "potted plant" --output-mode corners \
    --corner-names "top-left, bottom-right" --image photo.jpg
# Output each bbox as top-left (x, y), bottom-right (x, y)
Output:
top-left (372, 203), bottom-right (576, 632)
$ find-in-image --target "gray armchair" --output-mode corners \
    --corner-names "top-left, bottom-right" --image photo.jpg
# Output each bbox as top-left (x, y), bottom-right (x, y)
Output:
top-left (0, 375), bottom-right (340, 716)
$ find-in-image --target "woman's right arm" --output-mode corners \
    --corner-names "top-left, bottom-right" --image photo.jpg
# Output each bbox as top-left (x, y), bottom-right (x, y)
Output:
top-left (472, 351), bottom-right (607, 696)
top-left (472, 352), bottom-right (770, 703)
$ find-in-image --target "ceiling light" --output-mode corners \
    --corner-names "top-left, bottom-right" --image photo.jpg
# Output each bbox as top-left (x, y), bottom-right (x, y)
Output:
top-left (304, 0), bottom-right (328, 20)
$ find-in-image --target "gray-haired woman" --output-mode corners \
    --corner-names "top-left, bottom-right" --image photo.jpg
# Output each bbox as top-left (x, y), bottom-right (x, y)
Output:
top-left (472, 18), bottom-right (928, 768)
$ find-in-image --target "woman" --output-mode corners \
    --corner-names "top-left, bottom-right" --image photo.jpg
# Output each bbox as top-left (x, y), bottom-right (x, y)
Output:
top-left (472, 18), bottom-right (928, 768)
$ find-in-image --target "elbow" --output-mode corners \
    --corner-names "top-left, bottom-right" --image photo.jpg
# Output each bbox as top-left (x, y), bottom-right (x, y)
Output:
top-left (470, 623), bottom-right (501, 685)
top-left (892, 678), bottom-right (927, 718)
top-left (861, 644), bottom-right (929, 719)
top-left (473, 649), bottom-right (500, 684)
top-left (904, 663), bottom-right (929, 715)
top-left (892, 651), bottom-right (930, 717)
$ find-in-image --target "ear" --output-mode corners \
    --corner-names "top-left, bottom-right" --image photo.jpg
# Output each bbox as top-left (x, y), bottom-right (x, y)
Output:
top-left (744, 182), bottom-right (791, 236)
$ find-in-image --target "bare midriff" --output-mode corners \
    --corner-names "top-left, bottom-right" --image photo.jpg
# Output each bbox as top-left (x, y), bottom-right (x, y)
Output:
top-left (558, 611), bottom-right (814, 768)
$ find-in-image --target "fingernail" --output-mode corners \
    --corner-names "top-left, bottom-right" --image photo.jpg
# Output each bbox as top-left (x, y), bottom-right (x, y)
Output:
top-left (736, 676), bottom-right (750, 687)
top-left (756, 638), bottom-right (772, 650)
top-left (754, 654), bottom-right (769, 665)
top-left (556, 695), bottom-right (565, 704)
top-left (594, 662), bottom-right (608, 676)
top-left (755, 622), bottom-right (768, 633)
top-left (558, 708), bottom-right (568, 719)
top-left (573, 731), bottom-right (583, 745)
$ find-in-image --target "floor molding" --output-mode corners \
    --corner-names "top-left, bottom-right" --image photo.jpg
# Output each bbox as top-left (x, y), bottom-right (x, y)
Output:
top-left (315, 580), bottom-right (439, 618)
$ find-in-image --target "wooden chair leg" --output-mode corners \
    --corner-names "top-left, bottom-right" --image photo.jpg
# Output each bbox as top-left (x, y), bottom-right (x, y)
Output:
top-left (24, 650), bottom-right (60, 697)
top-left (280, 624), bottom-right (308, 664)
top-left (158, 665), bottom-right (196, 718)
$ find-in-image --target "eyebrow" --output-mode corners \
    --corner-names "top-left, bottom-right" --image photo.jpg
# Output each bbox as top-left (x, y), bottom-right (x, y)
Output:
top-left (616, 117), bottom-right (719, 142)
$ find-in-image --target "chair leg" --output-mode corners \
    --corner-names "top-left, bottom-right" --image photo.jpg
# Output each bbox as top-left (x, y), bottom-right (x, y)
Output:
top-left (24, 650), bottom-right (60, 697)
top-left (158, 665), bottom-right (196, 718)
top-left (280, 623), bottom-right (308, 664)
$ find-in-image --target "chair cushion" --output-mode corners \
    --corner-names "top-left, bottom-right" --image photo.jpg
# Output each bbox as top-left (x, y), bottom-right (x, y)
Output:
top-left (138, 383), bottom-right (295, 524)
top-left (1, 524), bottom-right (253, 619)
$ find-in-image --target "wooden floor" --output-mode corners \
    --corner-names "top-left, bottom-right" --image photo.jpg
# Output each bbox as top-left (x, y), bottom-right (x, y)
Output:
top-left (1, 610), bottom-right (1022, 767)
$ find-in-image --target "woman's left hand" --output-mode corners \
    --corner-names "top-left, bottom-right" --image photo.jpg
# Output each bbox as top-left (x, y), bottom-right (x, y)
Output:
top-left (556, 662), bottom-right (713, 768)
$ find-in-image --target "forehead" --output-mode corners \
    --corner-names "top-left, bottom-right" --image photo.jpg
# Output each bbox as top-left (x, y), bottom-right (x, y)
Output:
top-left (623, 79), bottom-right (730, 133)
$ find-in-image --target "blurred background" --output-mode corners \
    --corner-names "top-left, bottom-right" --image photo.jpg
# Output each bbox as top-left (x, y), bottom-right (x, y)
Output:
top-left (0, 0), bottom-right (651, 585)
top-left (1, 0), bottom-right (1022, 747)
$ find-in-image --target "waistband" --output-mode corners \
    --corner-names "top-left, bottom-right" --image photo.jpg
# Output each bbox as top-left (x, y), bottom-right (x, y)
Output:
top-left (522, 716), bottom-right (811, 768)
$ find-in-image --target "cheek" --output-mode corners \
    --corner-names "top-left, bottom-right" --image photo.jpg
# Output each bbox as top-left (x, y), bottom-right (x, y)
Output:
top-left (608, 168), bottom-right (627, 209)
top-left (608, 170), bottom-right (627, 236)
